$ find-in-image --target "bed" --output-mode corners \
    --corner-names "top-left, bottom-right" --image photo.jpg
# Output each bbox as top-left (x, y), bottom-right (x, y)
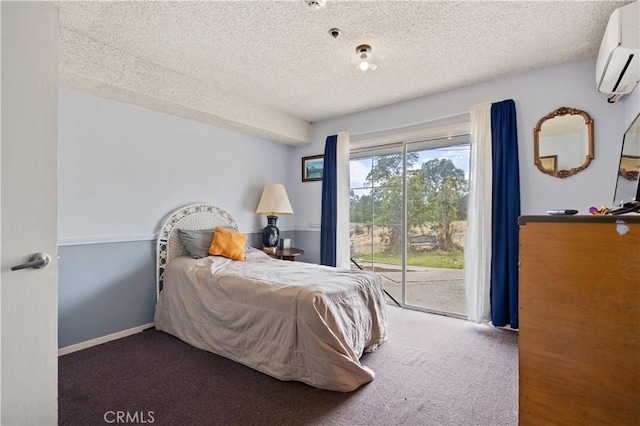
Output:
top-left (154, 203), bottom-right (388, 392)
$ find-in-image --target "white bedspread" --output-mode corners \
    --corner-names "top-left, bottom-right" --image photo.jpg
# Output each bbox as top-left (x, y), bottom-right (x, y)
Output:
top-left (154, 249), bottom-right (388, 392)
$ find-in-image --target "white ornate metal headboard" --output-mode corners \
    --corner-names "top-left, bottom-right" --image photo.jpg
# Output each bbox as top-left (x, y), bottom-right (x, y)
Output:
top-left (156, 203), bottom-right (238, 298)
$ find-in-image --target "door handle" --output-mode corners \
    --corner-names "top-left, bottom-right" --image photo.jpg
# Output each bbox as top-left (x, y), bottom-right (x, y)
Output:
top-left (11, 253), bottom-right (51, 271)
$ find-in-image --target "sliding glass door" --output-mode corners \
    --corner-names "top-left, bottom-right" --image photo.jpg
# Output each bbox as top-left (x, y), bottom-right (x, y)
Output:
top-left (350, 144), bottom-right (404, 304)
top-left (350, 135), bottom-right (470, 317)
top-left (404, 137), bottom-right (469, 316)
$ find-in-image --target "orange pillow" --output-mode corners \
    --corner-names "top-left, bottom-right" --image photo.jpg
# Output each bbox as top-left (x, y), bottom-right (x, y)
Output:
top-left (208, 227), bottom-right (247, 261)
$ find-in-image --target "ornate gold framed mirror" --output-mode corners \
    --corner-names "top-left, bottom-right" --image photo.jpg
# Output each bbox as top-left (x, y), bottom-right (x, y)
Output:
top-left (533, 107), bottom-right (594, 178)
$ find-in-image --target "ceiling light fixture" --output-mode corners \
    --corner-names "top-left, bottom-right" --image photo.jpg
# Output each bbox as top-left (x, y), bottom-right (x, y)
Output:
top-left (302, 0), bottom-right (326, 10)
top-left (352, 44), bottom-right (377, 72)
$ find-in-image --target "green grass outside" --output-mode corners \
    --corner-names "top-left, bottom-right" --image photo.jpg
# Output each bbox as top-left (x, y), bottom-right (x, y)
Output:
top-left (358, 250), bottom-right (465, 269)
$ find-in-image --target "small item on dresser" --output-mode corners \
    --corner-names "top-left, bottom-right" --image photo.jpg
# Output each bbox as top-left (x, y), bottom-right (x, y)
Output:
top-left (547, 209), bottom-right (578, 215)
top-left (589, 205), bottom-right (609, 215)
top-left (279, 238), bottom-right (291, 249)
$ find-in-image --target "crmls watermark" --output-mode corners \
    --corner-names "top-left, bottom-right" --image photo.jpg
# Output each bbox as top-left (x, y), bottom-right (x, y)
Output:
top-left (103, 411), bottom-right (155, 424)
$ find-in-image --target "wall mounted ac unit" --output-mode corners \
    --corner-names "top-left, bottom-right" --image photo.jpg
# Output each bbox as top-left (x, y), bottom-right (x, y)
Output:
top-left (596, 1), bottom-right (639, 102)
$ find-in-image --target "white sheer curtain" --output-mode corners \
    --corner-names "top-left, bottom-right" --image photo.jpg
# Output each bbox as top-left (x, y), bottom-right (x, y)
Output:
top-left (465, 103), bottom-right (493, 323)
top-left (336, 131), bottom-right (351, 269)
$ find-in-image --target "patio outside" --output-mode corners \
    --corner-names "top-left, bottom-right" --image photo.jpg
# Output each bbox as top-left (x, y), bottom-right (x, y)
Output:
top-left (350, 145), bottom-right (470, 318)
top-left (350, 221), bottom-right (467, 318)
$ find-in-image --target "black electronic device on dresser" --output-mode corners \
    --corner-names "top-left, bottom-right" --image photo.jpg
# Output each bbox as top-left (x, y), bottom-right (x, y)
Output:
top-left (611, 113), bottom-right (640, 215)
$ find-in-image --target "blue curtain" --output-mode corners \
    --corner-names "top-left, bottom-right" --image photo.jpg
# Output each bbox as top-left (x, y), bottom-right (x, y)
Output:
top-left (320, 135), bottom-right (338, 266)
top-left (490, 99), bottom-right (520, 328)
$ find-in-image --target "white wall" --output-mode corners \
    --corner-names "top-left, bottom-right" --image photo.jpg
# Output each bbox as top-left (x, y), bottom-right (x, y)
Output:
top-left (625, 83), bottom-right (640, 126)
top-left (58, 89), bottom-right (295, 244)
top-left (292, 57), bottom-right (628, 230)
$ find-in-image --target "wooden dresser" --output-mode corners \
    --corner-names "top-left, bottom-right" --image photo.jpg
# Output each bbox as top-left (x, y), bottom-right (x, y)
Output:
top-left (518, 215), bottom-right (640, 426)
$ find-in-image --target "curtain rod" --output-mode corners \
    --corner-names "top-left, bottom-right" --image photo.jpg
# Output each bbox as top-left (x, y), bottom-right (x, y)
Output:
top-left (349, 111), bottom-right (470, 139)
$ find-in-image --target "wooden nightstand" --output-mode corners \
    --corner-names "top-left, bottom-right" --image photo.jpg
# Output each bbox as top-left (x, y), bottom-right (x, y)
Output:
top-left (263, 247), bottom-right (304, 261)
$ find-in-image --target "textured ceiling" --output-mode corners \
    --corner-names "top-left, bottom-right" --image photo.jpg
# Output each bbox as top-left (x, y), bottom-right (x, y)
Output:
top-left (54, 1), bottom-right (629, 145)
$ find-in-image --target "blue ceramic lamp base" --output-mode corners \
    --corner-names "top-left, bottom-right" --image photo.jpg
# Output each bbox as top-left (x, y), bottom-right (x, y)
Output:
top-left (262, 215), bottom-right (280, 248)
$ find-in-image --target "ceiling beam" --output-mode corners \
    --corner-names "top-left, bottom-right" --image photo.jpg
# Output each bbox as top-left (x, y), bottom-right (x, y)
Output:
top-left (58, 29), bottom-right (312, 146)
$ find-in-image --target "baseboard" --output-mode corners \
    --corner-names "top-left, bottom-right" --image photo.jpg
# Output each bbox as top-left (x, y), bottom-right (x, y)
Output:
top-left (58, 322), bottom-right (155, 356)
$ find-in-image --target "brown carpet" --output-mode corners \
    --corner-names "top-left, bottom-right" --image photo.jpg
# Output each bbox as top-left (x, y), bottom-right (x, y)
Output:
top-left (59, 306), bottom-right (518, 425)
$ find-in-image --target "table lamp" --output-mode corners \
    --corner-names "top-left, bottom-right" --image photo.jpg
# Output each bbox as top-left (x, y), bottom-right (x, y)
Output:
top-left (256, 184), bottom-right (293, 251)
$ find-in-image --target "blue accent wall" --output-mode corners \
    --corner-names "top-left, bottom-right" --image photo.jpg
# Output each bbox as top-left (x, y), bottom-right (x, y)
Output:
top-left (58, 232), bottom-right (290, 349)
top-left (58, 241), bottom-right (156, 348)
top-left (294, 231), bottom-right (321, 264)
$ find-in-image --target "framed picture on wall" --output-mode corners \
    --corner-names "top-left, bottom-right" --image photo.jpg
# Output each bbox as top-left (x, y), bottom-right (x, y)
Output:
top-left (302, 155), bottom-right (324, 182)
top-left (619, 155), bottom-right (640, 180)
top-left (539, 155), bottom-right (557, 172)
top-left (620, 155), bottom-right (640, 172)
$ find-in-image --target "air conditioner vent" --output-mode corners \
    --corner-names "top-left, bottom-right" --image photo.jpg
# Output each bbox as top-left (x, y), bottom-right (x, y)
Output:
top-left (596, 2), bottom-right (639, 96)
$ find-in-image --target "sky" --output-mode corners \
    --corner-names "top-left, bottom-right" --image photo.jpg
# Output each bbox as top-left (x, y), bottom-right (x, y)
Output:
top-left (350, 144), bottom-right (471, 190)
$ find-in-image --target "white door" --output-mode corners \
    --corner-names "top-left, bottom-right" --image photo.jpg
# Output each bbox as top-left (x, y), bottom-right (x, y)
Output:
top-left (1, 2), bottom-right (59, 424)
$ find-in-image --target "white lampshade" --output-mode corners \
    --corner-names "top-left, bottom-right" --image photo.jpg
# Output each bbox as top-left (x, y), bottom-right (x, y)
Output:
top-left (256, 184), bottom-right (293, 215)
